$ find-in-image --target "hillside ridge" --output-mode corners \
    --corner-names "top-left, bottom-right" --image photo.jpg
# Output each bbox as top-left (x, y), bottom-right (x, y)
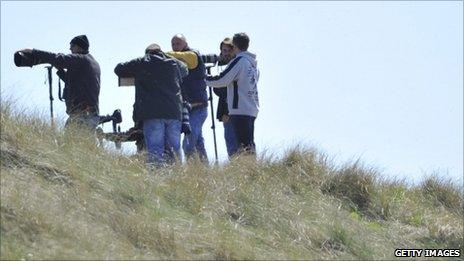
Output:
top-left (1, 103), bottom-right (463, 260)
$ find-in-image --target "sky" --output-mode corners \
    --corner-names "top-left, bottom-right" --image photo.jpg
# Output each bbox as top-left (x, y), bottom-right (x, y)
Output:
top-left (1, 1), bottom-right (463, 185)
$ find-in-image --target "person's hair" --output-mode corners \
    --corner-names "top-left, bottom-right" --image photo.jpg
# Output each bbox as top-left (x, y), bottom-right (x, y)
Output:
top-left (220, 37), bottom-right (233, 50)
top-left (232, 33), bottom-right (249, 51)
top-left (172, 34), bottom-right (187, 42)
top-left (145, 43), bottom-right (161, 54)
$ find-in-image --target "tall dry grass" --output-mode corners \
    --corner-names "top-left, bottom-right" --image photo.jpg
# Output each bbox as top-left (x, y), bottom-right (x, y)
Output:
top-left (1, 100), bottom-right (462, 260)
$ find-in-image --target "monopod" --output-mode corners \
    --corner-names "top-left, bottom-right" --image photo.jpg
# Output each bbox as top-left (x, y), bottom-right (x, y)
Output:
top-left (45, 65), bottom-right (54, 126)
top-left (206, 65), bottom-right (218, 163)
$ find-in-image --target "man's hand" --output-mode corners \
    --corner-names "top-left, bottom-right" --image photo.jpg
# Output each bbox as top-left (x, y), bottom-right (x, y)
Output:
top-left (222, 115), bottom-right (230, 123)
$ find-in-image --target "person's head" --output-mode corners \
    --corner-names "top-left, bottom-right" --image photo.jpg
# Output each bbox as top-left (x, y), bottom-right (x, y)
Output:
top-left (232, 33), bottom-right (250, 54)
top-left (69, 35), bottom-right (89, 54)
top-left (171, 34), bottom-right (188, 51)
top-left (145, 43), bottom-right (162, 55)
top-left (220, 37), bottom-right (234, 63)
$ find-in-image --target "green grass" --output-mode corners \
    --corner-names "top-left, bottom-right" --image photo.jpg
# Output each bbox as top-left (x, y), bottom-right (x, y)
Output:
top-left (1, 100), bottom-right (463, 260)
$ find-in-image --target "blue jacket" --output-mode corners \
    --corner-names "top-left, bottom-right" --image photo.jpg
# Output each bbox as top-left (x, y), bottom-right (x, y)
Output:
top-left (181, 48), bottom-right (208, 106)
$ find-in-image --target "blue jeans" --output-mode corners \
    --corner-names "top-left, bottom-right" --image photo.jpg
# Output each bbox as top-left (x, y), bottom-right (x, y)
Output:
top-left (223, 120), bottom-right (239, 157)
top-left (230, 115), bottom-right (256, 156)
top-left (182, 107), bottom-right (208, 161)
top-left (143, 118), bottom-right (181, 166)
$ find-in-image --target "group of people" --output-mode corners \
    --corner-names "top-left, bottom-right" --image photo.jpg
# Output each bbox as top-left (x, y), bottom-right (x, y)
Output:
top-left (18, 32), bottom-right (260, 166)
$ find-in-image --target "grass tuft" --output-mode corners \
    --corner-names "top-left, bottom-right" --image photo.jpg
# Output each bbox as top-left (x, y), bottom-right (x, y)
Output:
top-left (420, 175), bottom-right (463, 212)
top-left (321, 161), bottom-right (376, 214)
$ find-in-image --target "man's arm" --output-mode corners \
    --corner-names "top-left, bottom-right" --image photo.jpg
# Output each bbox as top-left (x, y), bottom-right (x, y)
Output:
top-left (31, 49), bottom-right (85, 69)
top-left (114, 57), bottom-right (143, 77)
top-left (166, 51), bottom-right (198, 69)
top-left (206, 57), bottom-right (242, 88)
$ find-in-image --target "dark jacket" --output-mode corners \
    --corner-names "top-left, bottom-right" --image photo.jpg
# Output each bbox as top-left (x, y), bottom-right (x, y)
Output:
top-left (213, 88), bottom-right (228, 121)
top-left (114, 52), bottom-right (187, 122)
top-left (181, 48), bottom-right (208, 106)
top-left (32, 49), bottom-right (101, 115)
top-left (212, 59), bottom-right (232, 121)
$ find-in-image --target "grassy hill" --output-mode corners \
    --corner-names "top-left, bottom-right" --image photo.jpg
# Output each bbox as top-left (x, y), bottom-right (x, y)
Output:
top-left (1, 101), bottom-right (463, 260)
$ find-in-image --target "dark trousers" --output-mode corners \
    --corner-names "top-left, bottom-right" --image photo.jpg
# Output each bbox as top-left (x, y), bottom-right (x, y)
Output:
top-left (230, 115), bottom-right (256, 156)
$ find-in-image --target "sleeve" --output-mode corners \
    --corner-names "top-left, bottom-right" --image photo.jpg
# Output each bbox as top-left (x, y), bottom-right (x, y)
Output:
top-left (206, 57), bottom-right (242, 88)
top-left (114, 57), bottom-right (143, 77)
top-left (166, 51), bottom-right (198, 69)
top-left (32, 49), bottom-right (84, 69)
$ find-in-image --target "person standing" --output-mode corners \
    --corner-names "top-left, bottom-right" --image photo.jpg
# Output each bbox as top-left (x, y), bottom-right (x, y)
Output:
top-left (206, 33), bottom-right (259, 156)
top-left (168, 34), bottom-right (209, 162)
top-left (19, 35), bottom-right (101, 134)
top-left (114, 43), bottom-right (188, 166)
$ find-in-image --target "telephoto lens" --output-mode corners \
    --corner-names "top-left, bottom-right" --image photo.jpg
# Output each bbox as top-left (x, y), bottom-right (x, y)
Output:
top-left (201, 54), bottom-right (218, 64)
top-left (14, 51), bottom-right (36, 67)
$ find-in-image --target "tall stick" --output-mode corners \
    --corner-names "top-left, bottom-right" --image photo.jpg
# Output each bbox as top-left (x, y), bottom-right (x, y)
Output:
top-left (206, 66), bottom-right (218, 163)
top-left (46, 66), bottom-right (54, 127)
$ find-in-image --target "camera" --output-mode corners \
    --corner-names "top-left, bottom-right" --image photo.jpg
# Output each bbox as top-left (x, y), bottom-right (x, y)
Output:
top-left (99, 109), bottom-right (122, 126)
top-left (200, 54), bottom-right (218, 65)
top-left (98, 109), bottom-right (123, 148)
top-left (14, 51), bottom-right (41, 67)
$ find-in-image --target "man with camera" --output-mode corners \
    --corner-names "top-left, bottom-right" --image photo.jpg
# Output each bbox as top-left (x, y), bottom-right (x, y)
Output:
top-left (168, 34), bottom-right (209, 163)
top-left (17, 35), bottom-right (101, 134)
top-left (213, 37), bottom-right (239, 158)
top-left (114, 43), bottom-right (188, 166)
top-left (206, 33), bottom-right (260, 156)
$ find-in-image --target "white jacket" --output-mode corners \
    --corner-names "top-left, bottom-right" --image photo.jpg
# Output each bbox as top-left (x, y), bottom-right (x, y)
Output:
top-left (206, 51), bottom-right (260, 117)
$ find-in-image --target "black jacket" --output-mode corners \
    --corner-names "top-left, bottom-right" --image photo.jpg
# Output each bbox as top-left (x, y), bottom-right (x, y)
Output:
top-left (213, 88), bottom-right (229, 121)
top-left (114, 52), bottom-right (188, 122)
top-left (32, 49), bottom-right (101, 115)
top-left (212, 59), bottom-right (232, 121)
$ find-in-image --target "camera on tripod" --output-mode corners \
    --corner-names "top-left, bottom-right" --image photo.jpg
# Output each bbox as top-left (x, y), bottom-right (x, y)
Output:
top-left (98, 109), bottom-right (123, 149)
top-left (99, 109), bottom-right (122, 129)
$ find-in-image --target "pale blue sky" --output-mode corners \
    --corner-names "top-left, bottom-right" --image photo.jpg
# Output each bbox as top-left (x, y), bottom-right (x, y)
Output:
top-left (1, 1), bottom-right (462, 184)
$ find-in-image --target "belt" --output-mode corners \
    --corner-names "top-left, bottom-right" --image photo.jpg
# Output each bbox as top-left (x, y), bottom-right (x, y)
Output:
top-left (190, 102), bottom-right (207, 108)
